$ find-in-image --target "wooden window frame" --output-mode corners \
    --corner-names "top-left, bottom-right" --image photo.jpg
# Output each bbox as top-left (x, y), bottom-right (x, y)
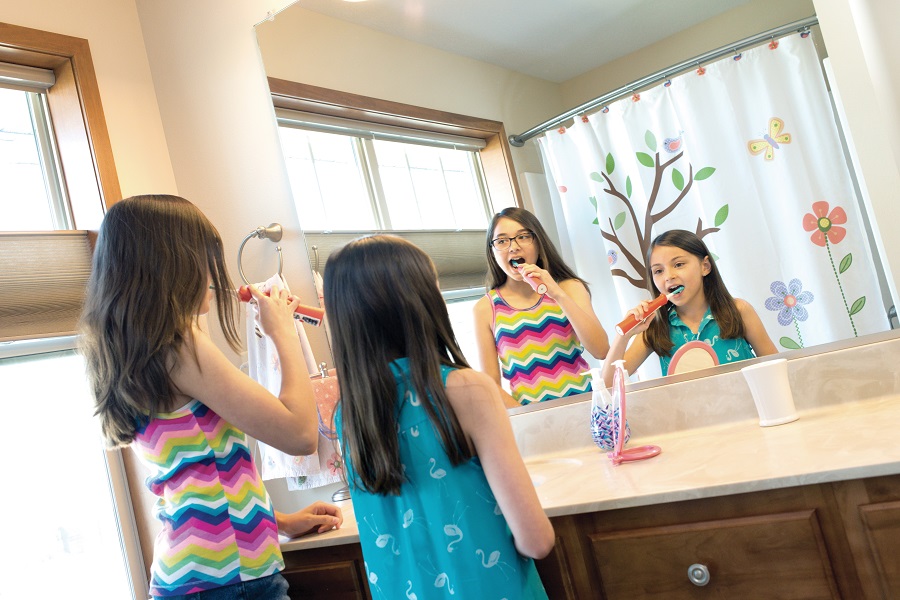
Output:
top-left (0, 21), bottom-right (120, 229)
top-left (268, 78), bottom-right (522, 210)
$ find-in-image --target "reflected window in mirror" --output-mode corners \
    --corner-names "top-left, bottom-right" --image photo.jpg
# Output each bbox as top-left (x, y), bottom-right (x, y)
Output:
top-left (277, 113), bottom-right (491, 231)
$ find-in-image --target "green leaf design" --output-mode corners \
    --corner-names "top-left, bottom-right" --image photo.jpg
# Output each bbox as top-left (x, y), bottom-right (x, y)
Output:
top-left (672, 169), bottom-right (684, 191)
top-left (588, 195), bottom-right (598, 209)
top-left (695, 166), bottom-right (716, 180)
top-left (839, 253), bottom-right (853, 274)
top-left (714, 204), bottom-right (729, 227)
top-left (613, 212), bottom-right (626, 230)
top-left (849, 296), bottom-right (866, 316)
top-left (780, 337), bottom-right (802, 350)
top-left (645, 130), bottom-right (657, 151)
top-left (710, 252), bottom-right (719, 262)
top-left (636, 152), bottom-right (654, 168)
top-left (626, 176), bottom-right (632, 198)
top-left (590, 172), bottom-right (603, 182)
top-left (606, 153), bottom-right (615, 175)
top-left (592, 218), bottom-right (599, 225)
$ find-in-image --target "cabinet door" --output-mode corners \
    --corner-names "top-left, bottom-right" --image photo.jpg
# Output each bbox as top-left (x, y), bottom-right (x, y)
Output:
top-left (589, 509), bottom-right (841, 599)
top-left (858, 500), bottom-right (900, 598)
top-left (281, 544), bottom-right (372, 600)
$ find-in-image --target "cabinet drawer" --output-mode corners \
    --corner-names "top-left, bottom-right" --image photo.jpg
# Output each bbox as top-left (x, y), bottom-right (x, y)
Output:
top-left (589, 509), bottom-right (840, 599)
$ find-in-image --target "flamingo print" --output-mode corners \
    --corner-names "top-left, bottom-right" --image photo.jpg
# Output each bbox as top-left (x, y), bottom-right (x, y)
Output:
top-left (429, 458), bottom-right (447, 479)
top-left (434, 572), bottom-right (455, 595)
top-left (405, 580), bottom-right (418, 599)
top-left (364, 516), bottom-right (400, 555)
top-left (443, 503), bottom-right (468, 553)
top-left (475, 548), bottom-right (515, 579)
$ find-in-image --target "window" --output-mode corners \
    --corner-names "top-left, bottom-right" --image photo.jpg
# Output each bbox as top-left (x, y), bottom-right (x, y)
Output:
top-left (277, 113), bottom-right (491, 231)
top-left (0, 341), bottom-right (136, 599)
top-left (0, 76), bottom-right (70, 230)
top-left (0, 22), bottom-right (141, 600)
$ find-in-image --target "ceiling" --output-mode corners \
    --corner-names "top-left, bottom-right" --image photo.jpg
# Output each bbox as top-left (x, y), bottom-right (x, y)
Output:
top-left (290, 0), bottom-right (752, 83)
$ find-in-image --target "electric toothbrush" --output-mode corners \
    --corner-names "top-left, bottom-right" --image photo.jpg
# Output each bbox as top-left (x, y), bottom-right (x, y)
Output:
top-left (614, 285), bottom-right (685, 336)
top-left (238, 285), bottom-right (325, 327)
top-left (510, 259), bottom-right (547, 294)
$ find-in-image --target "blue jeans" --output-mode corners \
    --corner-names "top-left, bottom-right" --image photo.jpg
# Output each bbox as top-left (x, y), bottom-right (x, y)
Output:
top-left (152, 573), bottom-right (290, 600)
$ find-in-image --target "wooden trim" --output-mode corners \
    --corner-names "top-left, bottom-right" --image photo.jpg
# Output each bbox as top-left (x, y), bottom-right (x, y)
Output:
top-left (268, 77), bottom-right (522, 209)
top-left (0, 21), bottom-right (121, 226)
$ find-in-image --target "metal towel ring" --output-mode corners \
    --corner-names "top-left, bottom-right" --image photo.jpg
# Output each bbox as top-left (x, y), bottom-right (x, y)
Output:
top-left (237, 223), bottom-right (284, 285)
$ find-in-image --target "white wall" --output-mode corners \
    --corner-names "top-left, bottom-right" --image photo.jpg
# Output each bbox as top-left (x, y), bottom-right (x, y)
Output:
top-left (133, 0), bottom-right (332, 365)
top-left (0, 0), bottom-right (176, 196)
top-left (256, 6), bottom-right (563, 178)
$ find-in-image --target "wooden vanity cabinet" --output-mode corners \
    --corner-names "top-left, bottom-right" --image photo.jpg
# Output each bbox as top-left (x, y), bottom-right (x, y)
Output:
top-left (534, 476), bottom-right (900, 600)
top-left (278, 474), bottom-right (900, 600)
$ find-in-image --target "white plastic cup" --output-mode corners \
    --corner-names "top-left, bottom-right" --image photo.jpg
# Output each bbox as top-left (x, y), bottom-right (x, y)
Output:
top-left (740, 358), bottom-right (799, 427)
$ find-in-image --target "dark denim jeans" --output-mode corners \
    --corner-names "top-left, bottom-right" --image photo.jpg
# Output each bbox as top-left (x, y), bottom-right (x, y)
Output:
top-left (152, 573), bottom-right (289, 600)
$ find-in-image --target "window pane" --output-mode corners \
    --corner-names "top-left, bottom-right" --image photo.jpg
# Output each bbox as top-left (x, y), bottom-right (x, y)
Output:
top-left (278, 127), bottom-right (376, 230)
top-left (373, 140), bottom-right (488, 230)
top-left (0, 350), bottom-right (133, 599)
top-left (0, 87), bottom-right (54, 230)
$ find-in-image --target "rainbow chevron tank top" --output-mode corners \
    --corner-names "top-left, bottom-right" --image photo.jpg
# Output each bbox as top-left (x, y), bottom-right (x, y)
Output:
top-left (132, 399), bottom-right (284, 597)
top-left (489, 289), bottom-right (591, 405)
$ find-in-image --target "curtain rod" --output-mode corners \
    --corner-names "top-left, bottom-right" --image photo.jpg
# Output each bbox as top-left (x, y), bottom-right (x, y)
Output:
top-left (508, 15), bottom-right (819, 147)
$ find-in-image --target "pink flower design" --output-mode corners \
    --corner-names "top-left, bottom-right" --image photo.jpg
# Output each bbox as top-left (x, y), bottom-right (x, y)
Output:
top-left (802, 201), bottom-right (847, 246)
top-left (327, 452), bottom-right (343, 476)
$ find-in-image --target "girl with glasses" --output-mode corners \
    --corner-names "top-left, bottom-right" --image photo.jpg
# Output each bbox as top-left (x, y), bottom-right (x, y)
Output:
top-left (474, 207), bottom-right (610, 406)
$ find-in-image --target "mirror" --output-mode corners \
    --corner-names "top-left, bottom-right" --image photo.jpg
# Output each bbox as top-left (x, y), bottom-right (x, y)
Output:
top-left (255, 0), bottom-right (899, 412)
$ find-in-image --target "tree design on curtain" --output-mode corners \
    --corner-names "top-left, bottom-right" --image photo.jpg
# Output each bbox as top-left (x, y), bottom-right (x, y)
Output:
top-left (588, 129), bottom-right (727, 289)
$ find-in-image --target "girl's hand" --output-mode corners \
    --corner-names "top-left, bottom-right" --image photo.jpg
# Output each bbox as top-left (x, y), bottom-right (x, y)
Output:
top-left (515, 262), bottom-right (559, 297)
top-left (276, 502), bottom-right (344, 538)
top-left (622, 300), bottom-right (657, 337)
top-left (248, 284), bottom-right (301, 339)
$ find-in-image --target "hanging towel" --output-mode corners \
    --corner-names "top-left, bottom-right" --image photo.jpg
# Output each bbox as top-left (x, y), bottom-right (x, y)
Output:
top-left (245, 273), bottom-right (343, 490)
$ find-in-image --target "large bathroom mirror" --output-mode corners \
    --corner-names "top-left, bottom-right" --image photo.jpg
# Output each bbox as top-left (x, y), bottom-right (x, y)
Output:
top-left (255, 0), bottom-right (899, 412)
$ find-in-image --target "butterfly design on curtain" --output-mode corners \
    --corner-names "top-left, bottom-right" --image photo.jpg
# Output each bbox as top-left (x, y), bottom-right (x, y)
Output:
top-left (748, 117), bottom-right (792, 160)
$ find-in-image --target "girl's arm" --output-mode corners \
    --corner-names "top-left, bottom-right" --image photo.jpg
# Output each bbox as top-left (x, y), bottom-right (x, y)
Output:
top-left (600, 302), bottom-right (656, 387)
top-left (472, 295), bottom-right (529, 409)
top-left (554, 279), bottom-right (610, 359)
top-left (517, 263), bottom-right (609, 359)
top-left (472, 295), bottom-right (503, 384)
top-left (446, 369), bottom-right (555, 559)
top-left (172, 285), bottom-right (318, 456)
top-left (735, 298), bottom-right (778, 357)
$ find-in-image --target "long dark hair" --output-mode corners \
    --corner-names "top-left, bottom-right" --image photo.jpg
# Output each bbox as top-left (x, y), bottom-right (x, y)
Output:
top-left (643, 229), bottom-right (744, 356)
top-left (79, 195), bottom-right (240, 447)
top-left (484, 207), bottom-right (587, 292)
top-left (324, 235), bottom-right (471, 495)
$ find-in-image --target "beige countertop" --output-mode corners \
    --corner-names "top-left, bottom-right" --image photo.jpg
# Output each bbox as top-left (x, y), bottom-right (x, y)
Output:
top-left (280, 394), bottom-right (900, 552)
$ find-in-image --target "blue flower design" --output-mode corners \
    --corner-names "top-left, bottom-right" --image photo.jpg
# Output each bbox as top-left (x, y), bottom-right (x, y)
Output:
top-left (765, 279), bottom-right (814, 326)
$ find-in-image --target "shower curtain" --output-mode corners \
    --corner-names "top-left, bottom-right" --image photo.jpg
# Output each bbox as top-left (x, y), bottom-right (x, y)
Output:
top-left (538, 33), bottom-right (889, 378)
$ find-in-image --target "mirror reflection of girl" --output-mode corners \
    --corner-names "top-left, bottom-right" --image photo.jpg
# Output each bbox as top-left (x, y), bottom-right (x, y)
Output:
top-left (324, 235), bottom-right (554, 599)
top-left (601, 229), bottom-right (777, 387)
top-left (474, 207), bottom-right (610, 407)
top-left (79, 195), bottom-right (342, 600)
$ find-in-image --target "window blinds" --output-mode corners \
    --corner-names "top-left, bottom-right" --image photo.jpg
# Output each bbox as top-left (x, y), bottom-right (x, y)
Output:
top-left (0, 231), bottom-right (93, 342)
top-left (0, 62), bottom-right (55, 93)
top-left (303, 230), bottom-right (488, 292)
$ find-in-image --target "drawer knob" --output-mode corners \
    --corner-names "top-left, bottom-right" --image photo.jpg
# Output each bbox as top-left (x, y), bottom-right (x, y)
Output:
top-left (687, 563), bottom-right (710, 586)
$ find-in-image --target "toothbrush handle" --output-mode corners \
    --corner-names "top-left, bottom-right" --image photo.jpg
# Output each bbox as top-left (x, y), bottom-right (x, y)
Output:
top-left (615, 292), bottom-right (668, 336)
top-left (516, 264), bottom-right (547, 294)
top-left (238, 285), bottom-right (325, 326)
